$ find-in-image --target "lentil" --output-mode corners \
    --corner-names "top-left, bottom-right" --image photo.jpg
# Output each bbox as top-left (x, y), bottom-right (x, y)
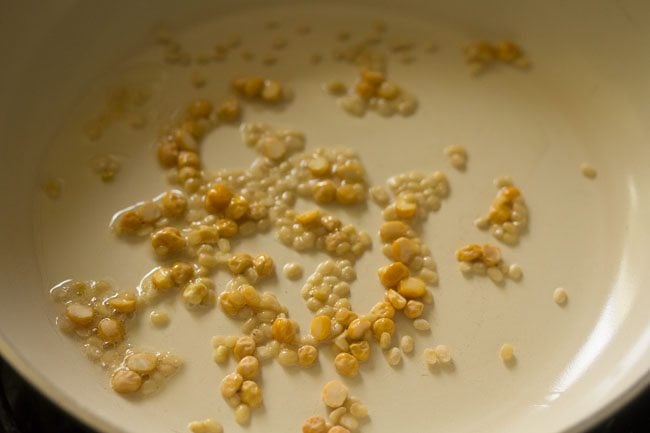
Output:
top-left (328, 67), bottom-right (418, 117)
top-left (298, 345), bottom-right (318, 367)
top-left (455, 243), bottom-right (521, 283)
top-left (400, 335), bottom-right (415, 354)
top-left (477, 180), bottom-right (529, 245)
top-left (422, 348), bottom-right (438, 366)
top-left (97, 317), bottom-right (124, 342)
top-left (434, 345), bottom-right (452, 364)
top-left (378, 262), bottom-right (410, 287)
top-left (239, 380), bottom-right (263, 408)
top-left (236, 355), bottom-right (260, 379)
top-left (303, 416), bottom-right (328, 433)
top-left (151, 227), bottom-right (186, 257)
top-left (233, 336), bottom-right (256, 360)
top-left (111, 369), bottom-right (143, 394)
top-left (334, 352), bottom-right (359, 377)
top-left (580, 162), bottom-right (597, 178)
top-left (444, 145), bottom-right (468, 170)
top-left (349, 402), bottom-right (368, 418)
top-left (311, 315), bottom-right (333, 341)
top-left (234, 403), bottom-right (251, 425)
top-left (553, 287), bottom-right (568, 305)
top-left (283, 262), bottom-right (304, 280)
top-left (213, 345), bottom-right (230, 364)
top-left (349, 341), bottom-right (371, 362)
top-left (500, 343), bottom-right (515, 362)
top-left (322, 380), bottom-right (348, 408)
top-left (413, 318), bottom-right (431, 331)
top-left (397, 277), bottom-right (426, 298)
top-left (65, 303), bottom-right (95, 326)
top-left (188, 419), bottom-right (223, 433)
top-left (379, 332), bottom-right (392, 350)
top-left (465, 40), bottom-right (529, 75)
top-left (278, 348), bottom-right (299, 366)
top-left (125, 352), bottom-right (158, 374)
top-left (386, 347), bottom-right (402, 366)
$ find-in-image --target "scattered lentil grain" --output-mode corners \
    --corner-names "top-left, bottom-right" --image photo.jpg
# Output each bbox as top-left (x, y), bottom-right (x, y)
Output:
top-left (580, 162), bottom-right (597, 179)
top-left (188, 419), bottom-right (223, 433)
top-left (553, 287), bottom-right (568, 305)
top-left (499, 343), bottom-right (515, 362)
top-left (283, 262), bottom-right (304, 280)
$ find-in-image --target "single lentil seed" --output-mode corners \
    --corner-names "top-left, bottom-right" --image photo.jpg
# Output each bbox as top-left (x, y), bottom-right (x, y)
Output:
top-left (422, 348), bottom-right (438, 366)
top-left (321, 380), bottom-right (348, 408)
top-left (349, 402), bottom-right (368, 418)
top-left (500, 343), bottom-right (515, 362)
top-left (283, 262), bottom-right (304, 280)
top-left (400, 335), bottom-right (415, 354)
top-left (188, 419), bottom-right (223, 433)
top-left (553, 287), bottom-right (568, 305)
top-left (329, 406), bottom-right (347, 425)
top-left (580, 162), bottom-right (597, 178)
top-left (339, 414), bottom-right (359, 431)
top-left (234, 403), bottom-right (251, 425)
top-left (302, 415), bottom-right (328, 433)
top-left (508, 264), bottom-right (523, 280)
top-left (434, 345), bottom-right (452, 363)
top-left (150, 310), bottom-right (170, 327)
top-left (387, 347), bottom-right (401, 366)
top-left (413, 318), bottom-right (431, 331)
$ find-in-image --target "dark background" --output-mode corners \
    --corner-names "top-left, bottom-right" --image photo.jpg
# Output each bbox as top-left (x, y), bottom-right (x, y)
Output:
top-left (1, 356), bottom-right (648, 433)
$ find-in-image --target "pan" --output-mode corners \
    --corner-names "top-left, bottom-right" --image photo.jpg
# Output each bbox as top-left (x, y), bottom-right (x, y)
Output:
top-left (0, 1), bottom-right (648, 432)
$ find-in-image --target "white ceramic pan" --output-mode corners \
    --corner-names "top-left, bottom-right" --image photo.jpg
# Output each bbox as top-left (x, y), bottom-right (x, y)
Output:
top-left (0, 1), bottom-right (648, 432)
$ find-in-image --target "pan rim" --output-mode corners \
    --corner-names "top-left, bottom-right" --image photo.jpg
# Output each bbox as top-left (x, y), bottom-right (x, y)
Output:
top-left (1, 334), bottom-right (648, 433)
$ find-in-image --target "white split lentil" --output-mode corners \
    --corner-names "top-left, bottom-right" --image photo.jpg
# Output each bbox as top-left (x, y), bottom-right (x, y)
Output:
top-left (150, 310), bottom-right (170, 327)
top-left (349, 402), bottom-right (368, 418)
top-left (339, 413), bottom-right (359, 431)
top-left (412, 319), bottom-right (431, 332)
top-left (278, 348), bottom-right (299, 366)
top-left (329, 406), bottom-right (347, 425)
top-left (553, 287), bottom-right (568, 305)
top-left (434, 345), bottom-right (452, 364)
top-left (234, 403), bottom-right (251, 424)
top-left (400, 335), bottom-right (415, 354)
top-left (188, 419), bottom-right (223, 433)
top-left (422, 348), bottom-right (437, 366)
top-left (379, 331), bottom-right (392, 350)
top-left (111, 369), bottom-right (142, 394)
top-left (283, 262), bottom-right (304, 280)
top-left (213, 345), bottom-right (230, 364)
top-left (370, 185), bottom-right (390, 206)
top-left (386, 347), bottom-right (402, 366)
top-left (443, 145), bottom-right (468, 171)
top-left (322, 380), bottom-right (348, 408)
top-left (508, 263), bottom-right (523, 280)
top-left (276, 208), bottom-right (370, 260)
